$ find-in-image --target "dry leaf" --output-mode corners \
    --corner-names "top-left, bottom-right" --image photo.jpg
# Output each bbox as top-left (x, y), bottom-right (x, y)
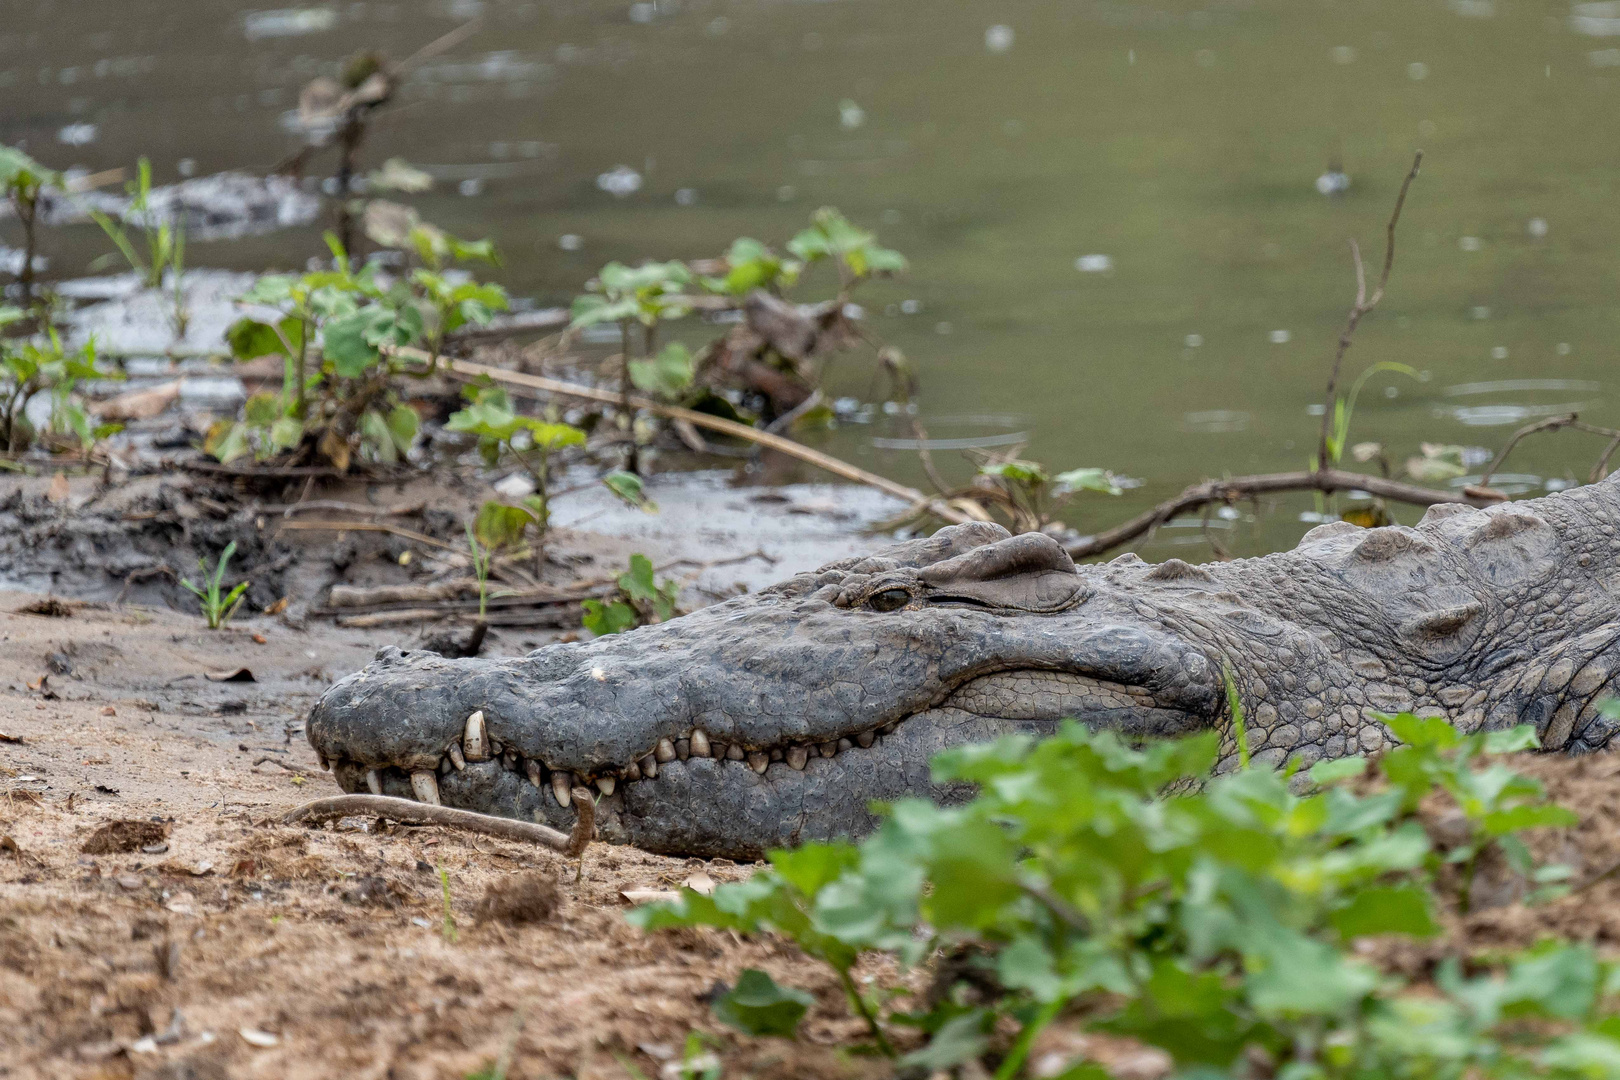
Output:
top-left (46, 472), bottom-right (69, 503)
top-left (681, 870), bottom-right (717, 896)
top-left (239, 1027), bottom-right (279, 1048)
top-left (93, 379), bottom-right (181, 420)
top-left (264, 597), bottom-right (289, 615)
top-left (205, 668), bottom-right (255, 683)
top-left (620, 888), bottom-right (680, 905)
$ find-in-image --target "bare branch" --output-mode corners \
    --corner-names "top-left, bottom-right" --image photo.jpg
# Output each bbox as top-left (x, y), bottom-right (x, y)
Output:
top-left (1315, 152), bottom-right (1424, 472)
top-left (1064, 467), bottom-right (1495, 561)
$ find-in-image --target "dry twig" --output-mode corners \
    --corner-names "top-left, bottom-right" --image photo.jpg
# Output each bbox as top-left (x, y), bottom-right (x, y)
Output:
top-left (283, 793), bottom-right (592, 855)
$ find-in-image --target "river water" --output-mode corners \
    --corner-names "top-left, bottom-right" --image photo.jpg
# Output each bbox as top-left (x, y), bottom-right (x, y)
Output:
top-left (5, 0), bottom-right (1619, 555)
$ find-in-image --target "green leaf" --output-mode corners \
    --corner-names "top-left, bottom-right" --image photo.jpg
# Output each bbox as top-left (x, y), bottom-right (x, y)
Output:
top-left (898, 1011), bottom-right (990, 1071)
top-left (1053, 467), bottom-right (1123, 496)
top-left (243, 392), bottom-right (282, 428)
top-left (322, 309), bottom-right (381, 377)
top-left (475, 500), bottom-right (538, 550)
top-left (768, 844), bottom-right (859, 898)
top-left (205, 420), bottom-right (250, 464)
top-left (710, 969), bottom-right (813, 1038)
top-left (1310, 756), bottom-right (1368, 784)
top-left (582, 598), bottom-right (638, 636)
top-left (385, 404), bottom-right (419, 453)
top-left (269, 416), bottom-right (304, 451)
top-left (1382, 711), bottom-right (1461, 750)
top-left (627, 341), bottom-right (696, 399)
top-left (1484, 725), bottom-right (1541, 754)
top-left (602, 470), bottom-right (657, 512)
top-left (227, 318), bottom-right (286, 361)
top-left (1329, 885), bottom-right (1438, 939)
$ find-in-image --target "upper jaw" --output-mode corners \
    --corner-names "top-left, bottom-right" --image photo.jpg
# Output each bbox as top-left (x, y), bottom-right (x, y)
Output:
top-left (306, 597), bottom-right (1220, 789)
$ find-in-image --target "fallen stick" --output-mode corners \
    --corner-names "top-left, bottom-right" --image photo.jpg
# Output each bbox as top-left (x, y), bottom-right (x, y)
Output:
top-left (331, 605), bottom-right (582, 629)
top-left (275, 518), bottom-right (459, 551)
top-left (1066, 468), bottom-right (1500, 560)
top-left (283, 793), bottom-right (593, 856)
top-left (326, 580), bottom-right (481, 609)
top-left (382, 346), bottom-right (970, 525)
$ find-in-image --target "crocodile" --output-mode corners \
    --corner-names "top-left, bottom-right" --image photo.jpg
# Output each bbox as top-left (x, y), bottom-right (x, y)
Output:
top-left (306, 475), bottom-right (1620, 858)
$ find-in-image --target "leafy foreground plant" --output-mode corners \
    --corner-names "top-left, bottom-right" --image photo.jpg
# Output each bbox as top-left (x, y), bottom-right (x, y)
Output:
top-left (0, 312), bottom-right (121, 453)
top-left (632, 716), bottom-right (1613, 1079)
top-left (213, 225), bottom-right (506, 470)
top-left (581, 554), bottom-right (679, 636)
top-left (180, 541), bottom-right (250, 630)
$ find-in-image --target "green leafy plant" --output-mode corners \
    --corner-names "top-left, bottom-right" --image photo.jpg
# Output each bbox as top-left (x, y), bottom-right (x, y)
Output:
top-left (633, 715), bottom-right (1595, 1077)
top-left (0, 145), bottom-right (63, 308)
top-left (446, 383), bottom-right (585, 555)
top-left (1375, 711), bottom-right (1578, 912)
top-left (570, 259), bottom-right (693, 470)
top-left (786, 206), bottom-right (906, 294)
top-left (1318, 360), bottom-right (1421, 471)
top-left (88, 158), bottom-right (190, 339)
top-left (581, 554), bottom-right (679, 636)
top-left (973, 456), bottom-right (1124, 533)
top-left (363, 201), bottom-right (508, 361)
top-left (213, 226), bottom-right (502, 470)
top-left (0, 315), bottom-right (121, 453)
top-left (699, 236), bottom-right (802, 297)
top-left (181, 541), bottom-right (250, 629)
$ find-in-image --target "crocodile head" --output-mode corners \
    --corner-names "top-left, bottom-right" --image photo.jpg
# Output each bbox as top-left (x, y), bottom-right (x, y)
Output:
top-left (306, 522), bottom-right (1223, 858)
top-left (308, 477), bottom-right (1620, 859)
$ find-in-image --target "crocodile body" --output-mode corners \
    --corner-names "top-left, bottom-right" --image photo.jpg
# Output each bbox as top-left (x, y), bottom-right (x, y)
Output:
top-left (307, 476), bottom-right (1620, 858)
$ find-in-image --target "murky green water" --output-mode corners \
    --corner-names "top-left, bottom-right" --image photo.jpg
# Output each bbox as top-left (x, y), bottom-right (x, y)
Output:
top-left (7, 0), bottom-right (1620, 554)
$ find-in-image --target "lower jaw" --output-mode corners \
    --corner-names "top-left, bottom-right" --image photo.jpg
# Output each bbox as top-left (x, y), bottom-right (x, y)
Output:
top-left (333, 708), bottom-right (1059, 859)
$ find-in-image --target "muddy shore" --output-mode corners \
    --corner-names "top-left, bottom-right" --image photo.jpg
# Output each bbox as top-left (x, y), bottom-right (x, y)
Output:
top-left (0, 466), bottom-right (917, 1079)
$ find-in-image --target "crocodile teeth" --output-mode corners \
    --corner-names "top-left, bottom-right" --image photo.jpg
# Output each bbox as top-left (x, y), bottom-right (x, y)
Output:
top-left (690, 730), bottom-right (711, 757)
top-left (856, 730), bottom-right (875, 748)
top-left (525, 759), bottom-right (543, 788)
top-left (446, 743), bottom-right (467, 770)
top-left (726, 744), bottom-right (745, 761)
top-left (438, 756), bottom-right (454, 776)
top-left (462, 711), bottom-right (489, 761)
top-left (596, 776), bottom-right (616, 796)
top-left (747, 751), bottom-right (768, 774)
top-left (639, 754), bottom-right (657, 779)
top-left (655, 738), bottom-right (676, 763)
top-left (319, 755), bottom-right (330, 771)
top-left (769, 747), bottom-right (784, 762)
top-left (503, 748), bottom-right (520, 772)
top-left (785, 746), bottom-right (809, 770)
top-left (365, 769), bottom-right (383, 795)
top-left (675, 739), bottom-right (691, 761)
top-left (818, 742), bottom-right (838, 758)
top-left (837, 738), bottom-right (853, 752)
top-left (489, 737), bottom-right (503, 757)
top-left (623, 760), bottom-right (641, 782)
top-left (710, 742), bottom-right (727, 761)
top-left (410, 770), bottom-right (441, 805)
top-left (552, 772), bottom-right (574, 807)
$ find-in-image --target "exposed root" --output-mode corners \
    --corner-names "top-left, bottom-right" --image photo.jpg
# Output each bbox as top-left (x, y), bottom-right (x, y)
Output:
top-left (282, 793), bottom-right (592, 855)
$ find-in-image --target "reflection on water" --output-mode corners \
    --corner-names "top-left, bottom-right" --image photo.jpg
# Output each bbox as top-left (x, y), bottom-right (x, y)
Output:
top-left (1435, 379), bottom-right (1602, 427)
top-left (5, 0), bottom-right (1620, 555)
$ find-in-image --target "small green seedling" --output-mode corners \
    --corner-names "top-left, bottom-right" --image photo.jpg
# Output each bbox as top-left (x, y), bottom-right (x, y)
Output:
top-left (438, 865), bottom-right (458, 944)
top-left (180, 541), bottom-right (250, 629)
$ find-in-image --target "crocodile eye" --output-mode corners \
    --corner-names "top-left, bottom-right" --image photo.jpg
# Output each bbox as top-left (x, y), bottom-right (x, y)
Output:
top-left (866, 587), bottom-right (912, 613)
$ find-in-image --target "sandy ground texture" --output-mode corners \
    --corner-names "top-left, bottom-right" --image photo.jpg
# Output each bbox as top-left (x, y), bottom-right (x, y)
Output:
top-left (0, 594), bottom-right (920, 1080)
top-left (0, 469), bottom-right (924, 1079)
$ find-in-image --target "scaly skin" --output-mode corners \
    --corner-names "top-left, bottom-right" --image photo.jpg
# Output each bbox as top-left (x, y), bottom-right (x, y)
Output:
top-left (307, 476), bottom-right (1620, 858)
